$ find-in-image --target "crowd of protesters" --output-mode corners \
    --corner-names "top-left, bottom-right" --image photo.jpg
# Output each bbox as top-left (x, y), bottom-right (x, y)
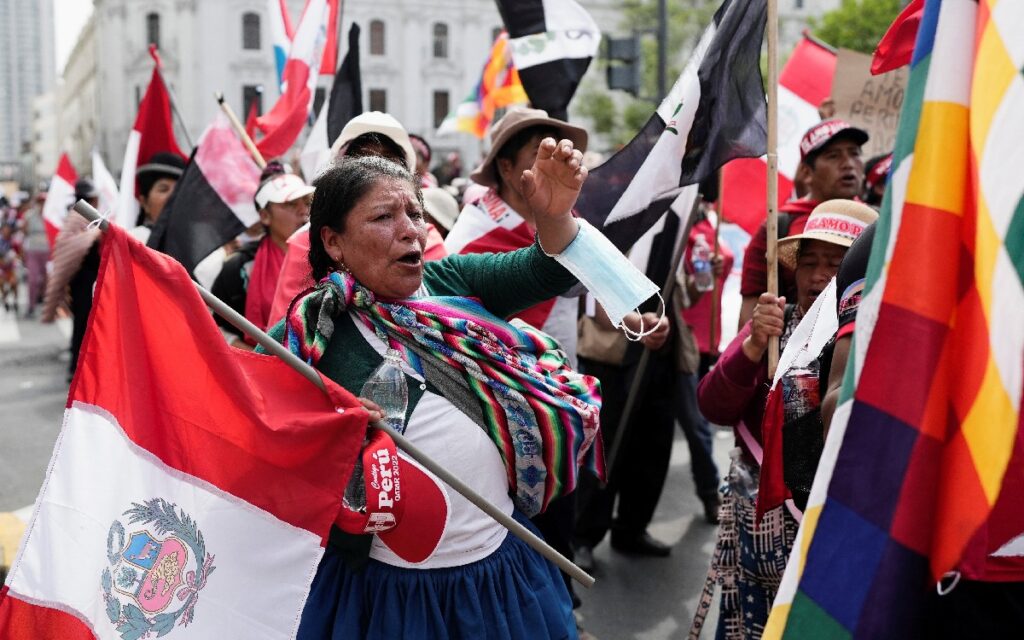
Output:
top-left (7, 99), bottom-right (952, 640)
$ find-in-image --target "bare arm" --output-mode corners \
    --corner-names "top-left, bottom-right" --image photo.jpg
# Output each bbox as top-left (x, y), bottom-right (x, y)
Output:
top-left (821, 334), bottom-right (852, 437)
top-left (521, 137), bottom-right (587, 255)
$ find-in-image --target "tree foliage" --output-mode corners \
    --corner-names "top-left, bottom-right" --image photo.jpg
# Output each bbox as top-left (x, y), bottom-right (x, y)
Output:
top-left (811, 0), bottom-right (903, 54)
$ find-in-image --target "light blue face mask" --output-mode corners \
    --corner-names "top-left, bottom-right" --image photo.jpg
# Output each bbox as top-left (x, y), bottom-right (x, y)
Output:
top-left (544, 219), bottom-right (663, 339)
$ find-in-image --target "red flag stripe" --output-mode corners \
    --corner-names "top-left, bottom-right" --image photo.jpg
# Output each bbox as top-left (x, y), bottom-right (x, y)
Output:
top-left (0, 587), bottom-right (94, 640)
top-left (69, 226), bottom-right (367, 537)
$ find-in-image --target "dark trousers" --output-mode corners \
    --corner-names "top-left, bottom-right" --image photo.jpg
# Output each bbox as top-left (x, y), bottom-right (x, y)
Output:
top-left (675, 371), bottom-right (720, 499)
top-left (531, 493), bottom-right (578, 606)
top-left (68, 266), bottom-right (97, 377)
top-left (574, 355), bottom-right (676, 547)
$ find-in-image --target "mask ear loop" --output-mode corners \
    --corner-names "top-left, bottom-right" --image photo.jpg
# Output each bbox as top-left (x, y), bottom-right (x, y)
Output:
top-left (620, 292), bottom-right (666, 342)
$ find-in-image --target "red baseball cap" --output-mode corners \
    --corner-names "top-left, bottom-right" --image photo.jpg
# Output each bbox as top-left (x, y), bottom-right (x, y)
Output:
top-left (799, 119), bottom-right (869, 161)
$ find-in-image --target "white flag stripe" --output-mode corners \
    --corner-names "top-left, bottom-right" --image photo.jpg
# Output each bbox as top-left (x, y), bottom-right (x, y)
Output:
top-left (117, 130), bottom-right (142, 231)
top-left (8, 403), bottom-right (323, 640)
top-left (507, 0), bottom-right (600, 69)
top-left (91, 150), bottom-right (121, 222)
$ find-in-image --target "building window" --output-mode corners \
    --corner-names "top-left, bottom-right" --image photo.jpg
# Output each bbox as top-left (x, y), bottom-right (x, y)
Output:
top-left (795, 0), bottom-right (804, 8)
top-left (369, 20), bottom-right (385, 56)
top-left (146, 12), bottom-right (160, 48)
top-left (491, 27), bottom-right (504, 43)
top-left (432, 23), bottom-right (449, 59)
top-left (433, 90), bottom-right (449, 129)
top-left (242, 12), bottom-right (261, 50)
top-left (313, 87), bottom-right (326, 117)
top-left (243, 85), bottom-right (263, 117)
top-left (369, 89), bottom-right (387, 112)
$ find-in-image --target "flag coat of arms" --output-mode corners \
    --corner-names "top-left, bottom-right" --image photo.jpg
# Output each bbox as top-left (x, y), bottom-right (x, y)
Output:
top-left (0, 226), bottom-right (368, 639)
top-left (766, 1), bottom-right (1024, 637)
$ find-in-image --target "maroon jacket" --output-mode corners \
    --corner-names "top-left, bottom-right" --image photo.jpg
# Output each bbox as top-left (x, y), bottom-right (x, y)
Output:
top-left (696, 321), bottom-right (770, 463)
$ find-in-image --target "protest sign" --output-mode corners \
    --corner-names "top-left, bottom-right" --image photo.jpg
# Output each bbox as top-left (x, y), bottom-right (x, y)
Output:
top-left (831, 48), bottom-right (908, 158)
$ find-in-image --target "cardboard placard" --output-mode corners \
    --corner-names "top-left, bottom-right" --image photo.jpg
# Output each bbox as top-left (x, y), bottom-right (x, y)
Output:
top-left (831, 48), bottom-right (908, 159)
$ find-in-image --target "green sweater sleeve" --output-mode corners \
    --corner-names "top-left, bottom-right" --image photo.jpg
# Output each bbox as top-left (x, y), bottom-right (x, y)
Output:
top-left (423, 243), bottom-right (577, 320)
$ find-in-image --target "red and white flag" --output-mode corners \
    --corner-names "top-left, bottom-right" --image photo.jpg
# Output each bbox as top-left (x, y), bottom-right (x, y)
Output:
top-left (116, 46), bottom-right (186, 230)
top-left (720, 34), bottom-right (836, 234)
top-left (254, 0), bottom-right (331, 159)
top-left (41, 153), bottom-right (78, 248)
top-left (0, 226), bottom-right (367, 639)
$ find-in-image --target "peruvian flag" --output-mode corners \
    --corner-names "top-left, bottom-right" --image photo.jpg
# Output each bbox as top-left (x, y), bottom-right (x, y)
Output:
top-left (41, 153), bottom-right (77, 248)
top-left (0, 225), bottom-right (367, 639)
top-left (253, 0), bottom-right (331, 159)
top-left (270, 0), bottom-right (339, 88)
top-left (116, 46), bottom-right (186, 230)
top-left (720, 34), bottom-right (836, 234)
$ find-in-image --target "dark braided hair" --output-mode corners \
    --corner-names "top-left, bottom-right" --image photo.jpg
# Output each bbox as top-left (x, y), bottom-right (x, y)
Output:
top-left (308, 156), bottom-right (422, 281)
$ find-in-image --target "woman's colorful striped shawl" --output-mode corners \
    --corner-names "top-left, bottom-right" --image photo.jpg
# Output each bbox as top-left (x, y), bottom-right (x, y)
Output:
top-left (284, 270), bottom-right (604, 517)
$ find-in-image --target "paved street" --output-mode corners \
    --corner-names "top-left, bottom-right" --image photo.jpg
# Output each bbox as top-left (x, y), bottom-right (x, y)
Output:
top-left (0, 304), bottom-right (729, 639)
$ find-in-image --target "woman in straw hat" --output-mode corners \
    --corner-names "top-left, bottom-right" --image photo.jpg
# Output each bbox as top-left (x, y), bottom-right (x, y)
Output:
top-left (695, 199), bottom-right (877, 638)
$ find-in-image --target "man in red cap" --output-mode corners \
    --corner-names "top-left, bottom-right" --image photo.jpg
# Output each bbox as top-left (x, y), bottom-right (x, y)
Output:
top-left (737, 119), bottom-right (868, 328)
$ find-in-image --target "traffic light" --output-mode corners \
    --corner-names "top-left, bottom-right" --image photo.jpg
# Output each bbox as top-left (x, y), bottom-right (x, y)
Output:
top-left (606, 35), bottom-right (642, 97)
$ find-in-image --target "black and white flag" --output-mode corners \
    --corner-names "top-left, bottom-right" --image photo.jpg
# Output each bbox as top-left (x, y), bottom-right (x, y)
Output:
top-left (495, 0), bottom-right (600, 120)
top-left (575, 0), bottom-right (768, 252)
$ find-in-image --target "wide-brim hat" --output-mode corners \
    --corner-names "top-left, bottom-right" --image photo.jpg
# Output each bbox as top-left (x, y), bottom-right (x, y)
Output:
top-left (469, 107), bottom-right (588, 188)
top-left (777, 199), bottom-right (878, 270)
top-left (330, 111), bottom-right (417, 173)
top-left (421, 187), bottom-right (460, 231)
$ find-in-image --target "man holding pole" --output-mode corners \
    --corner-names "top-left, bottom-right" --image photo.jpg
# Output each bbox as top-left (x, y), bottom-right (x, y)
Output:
top-left (737, 120), bottom-right (868, 328)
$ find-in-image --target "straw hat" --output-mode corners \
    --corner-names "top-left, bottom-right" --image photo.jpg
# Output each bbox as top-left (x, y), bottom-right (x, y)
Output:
top-left (777, 199), bottom-right (878, 270)
top-left (469, 107), bottom-right (588, 188)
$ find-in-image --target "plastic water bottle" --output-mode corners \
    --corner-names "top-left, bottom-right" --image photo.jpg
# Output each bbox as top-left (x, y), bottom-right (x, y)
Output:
top-left (727, 447), bottom-right (758, 500)
top-left (360, 349), bottom-right (409, 435)
top-left (692, 234), bottom-right (715, 293)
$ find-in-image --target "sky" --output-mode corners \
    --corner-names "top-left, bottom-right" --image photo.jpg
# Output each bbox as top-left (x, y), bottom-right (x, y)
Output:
top-left (53, 0), bottom-right (94, 75)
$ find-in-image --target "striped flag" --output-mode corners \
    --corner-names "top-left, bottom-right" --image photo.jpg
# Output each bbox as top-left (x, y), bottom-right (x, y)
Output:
top-left (573, 0), bottom-right (767, 253)
top-left (0, 225), bottom-right (366, 639)
top-left (41, 153), bottom-right (77, 248)
top-left (91, 150), bottom-right (120, 218)
top-left (268, 0), bottom-right (295, 89)
top-left (495, 0), bottom-right (600, 120)
top-left (147, 114), bottom-right (262, 274)
top-left (254, 0), bottom-right (330, 158)
top-left (116, 46), bottom-right (186, 231)
top-left (436, 32), bottom-right (528, 139)
top-left (719, 34), bottom-right (836, 235)
top-left (765, 1), bottom-right (1024, 637)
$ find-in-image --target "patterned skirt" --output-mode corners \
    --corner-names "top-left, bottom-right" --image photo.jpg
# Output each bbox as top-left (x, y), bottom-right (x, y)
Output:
top-left (296, 511), bottom-right (577, 640)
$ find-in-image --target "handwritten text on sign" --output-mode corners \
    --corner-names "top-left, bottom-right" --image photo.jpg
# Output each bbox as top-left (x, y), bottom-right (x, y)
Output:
top-left (831, 48), bottom-right (908, 159)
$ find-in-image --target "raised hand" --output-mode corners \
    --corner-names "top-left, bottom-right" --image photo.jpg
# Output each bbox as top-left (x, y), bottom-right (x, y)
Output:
top-left (522, 138), bottom-right (588, 255)
top-left (521, 138), bottom-right (588, 221)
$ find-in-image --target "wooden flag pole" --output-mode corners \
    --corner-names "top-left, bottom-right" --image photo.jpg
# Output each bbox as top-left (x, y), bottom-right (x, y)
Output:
top-left (765, 0), bottom-right (781, 378)
top-left (72, 199), bottom-right (594, 589)
top-left (710, 203), bottom-right (723, 357)
top-left (215, 92), bottom-right (267, 169)
top-left (157, 66), bottom-right (195, 150)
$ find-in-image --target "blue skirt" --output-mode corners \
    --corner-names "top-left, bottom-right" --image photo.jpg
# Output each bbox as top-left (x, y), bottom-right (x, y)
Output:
top-left (297, 512), bottom-right (578, 639)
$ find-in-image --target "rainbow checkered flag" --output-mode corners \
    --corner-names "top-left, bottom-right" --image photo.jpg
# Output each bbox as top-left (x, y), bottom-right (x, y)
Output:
top-left (765, 1), bottom-right (1024, 637)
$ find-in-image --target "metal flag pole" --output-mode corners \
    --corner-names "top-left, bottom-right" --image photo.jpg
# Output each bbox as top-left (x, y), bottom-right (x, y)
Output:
top-left (215, 92), bottom-right (267, 169)
top-left (765, 0), bottom-right (781, 378)
top-left (72, 200), bottom-right (594, 589)
top-left (602, 195), bottom-right (703, 478)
